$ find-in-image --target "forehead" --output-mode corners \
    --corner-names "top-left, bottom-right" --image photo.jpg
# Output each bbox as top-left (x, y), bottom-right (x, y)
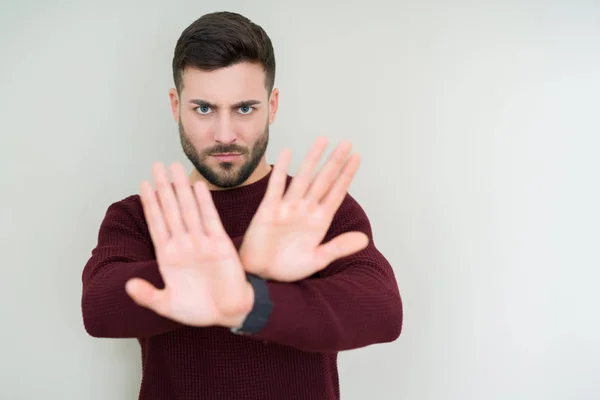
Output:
top-left (180, 62), bottom-right (268, 103)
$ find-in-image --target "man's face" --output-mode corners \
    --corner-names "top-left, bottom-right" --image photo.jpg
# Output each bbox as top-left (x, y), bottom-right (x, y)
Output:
top-left (170, 62), bottom-right (278, 189)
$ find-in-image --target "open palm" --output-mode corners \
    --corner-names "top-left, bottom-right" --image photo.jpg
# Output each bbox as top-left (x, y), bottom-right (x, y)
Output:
top-left (125, 162), bottom-right (252, 328)
top-left (239, 138), bottom-right (369, 282)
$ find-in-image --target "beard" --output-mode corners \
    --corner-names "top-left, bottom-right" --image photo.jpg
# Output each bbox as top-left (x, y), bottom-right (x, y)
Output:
top-left (179, 119), bottom-right (269, 189)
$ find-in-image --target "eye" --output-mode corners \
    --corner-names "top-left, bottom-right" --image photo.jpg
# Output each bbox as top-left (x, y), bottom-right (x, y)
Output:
top-left (238, 106), bottom-right (254, 115)
top-left (195, 105), bottom-right (211, 114)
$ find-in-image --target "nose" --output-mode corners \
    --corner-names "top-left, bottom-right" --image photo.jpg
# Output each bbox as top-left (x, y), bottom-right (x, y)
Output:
top-left (213, 114), bottom-right (237, 144)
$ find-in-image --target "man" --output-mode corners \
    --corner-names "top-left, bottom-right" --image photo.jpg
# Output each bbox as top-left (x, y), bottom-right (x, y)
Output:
top-left (81, 11), bottom-right (402, 400)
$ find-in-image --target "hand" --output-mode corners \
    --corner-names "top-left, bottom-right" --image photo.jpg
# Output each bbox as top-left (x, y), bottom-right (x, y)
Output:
top-left (239, 137), bottom-right (370, 282)
top-left (125, 162), bottom-right (253, 328)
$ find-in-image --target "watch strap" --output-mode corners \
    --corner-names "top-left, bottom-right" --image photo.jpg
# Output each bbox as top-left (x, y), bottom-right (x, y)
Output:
top-left (231, 273), bottom-right (273, 335)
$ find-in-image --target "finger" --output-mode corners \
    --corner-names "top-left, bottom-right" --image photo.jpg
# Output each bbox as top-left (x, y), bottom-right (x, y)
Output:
top-left (170, 163), bottom-right (205, 238)
top-left (283, 137), bottom-right (328, 202)
top-left (313, 231), bottom-right (370, 269)
top-left (193, 180), bottom-right (226, 237)
top-left (153, 162), bottom-right (186, 237)
top-left (140, 179), bottom-right (169, 248)
top-left (125, 278), bottom-right (168, 316)
top-left (259, 147), bottom-right (292, 213)
top-left (321, 153), bottom-right (361, 215)
top-left (306, 140), bottom-right (353, 204)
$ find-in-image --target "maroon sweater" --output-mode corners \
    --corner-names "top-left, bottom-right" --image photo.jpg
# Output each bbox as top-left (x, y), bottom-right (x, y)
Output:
top-left (81, 171), bottom-right (403, 400)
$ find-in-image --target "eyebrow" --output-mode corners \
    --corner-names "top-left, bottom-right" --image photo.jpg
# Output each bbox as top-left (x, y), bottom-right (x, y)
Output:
top-left (189, 99), bottom-right (262, 109)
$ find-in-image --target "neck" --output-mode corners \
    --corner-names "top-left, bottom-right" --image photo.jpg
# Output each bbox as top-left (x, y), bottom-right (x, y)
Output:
top-left (189, 158), bottom-right (272, 191)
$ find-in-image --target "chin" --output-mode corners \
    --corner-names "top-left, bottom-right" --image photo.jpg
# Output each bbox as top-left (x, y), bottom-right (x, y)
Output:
top-left (212, 157), bottom-right (243, 169)
top-left (207, 163), bottom-right (249, 188)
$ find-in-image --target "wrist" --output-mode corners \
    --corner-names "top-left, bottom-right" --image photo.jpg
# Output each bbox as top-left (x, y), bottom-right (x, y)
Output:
top-left (226, 281), bottom-right (254, 328)
top-left (230, 274), bottom-right (273, 335)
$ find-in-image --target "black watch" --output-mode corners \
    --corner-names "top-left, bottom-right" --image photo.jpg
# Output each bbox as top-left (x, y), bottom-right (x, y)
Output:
top-left (230, 274), bottom-right (273, 335)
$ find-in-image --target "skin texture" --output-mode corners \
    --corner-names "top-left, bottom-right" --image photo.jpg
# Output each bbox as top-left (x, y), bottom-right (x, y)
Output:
top-left (124, 62), bottom-right (369, 327)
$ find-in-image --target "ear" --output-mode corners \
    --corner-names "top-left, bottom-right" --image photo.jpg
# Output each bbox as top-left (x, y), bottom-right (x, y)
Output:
top-left (168, 87), bottom-right (180, 122)
top-left (268, 88), bottom-right (279, 125)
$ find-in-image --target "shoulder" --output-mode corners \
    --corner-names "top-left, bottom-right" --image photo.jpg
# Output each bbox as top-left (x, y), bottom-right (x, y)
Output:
top-left (318, 192), bottom-right (390, 277)
top-left (100, 194), bottom-right (148, 237)
top-left (326, 192), bottom-right (373, 240)
top-left (104, 194), bottom-right (143, 218)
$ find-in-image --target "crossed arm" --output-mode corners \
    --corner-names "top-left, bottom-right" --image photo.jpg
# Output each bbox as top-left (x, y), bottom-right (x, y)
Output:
top-left (81, 195), bottom-right (402, 351)
top-left (81, 139), bottom-right (403, 351)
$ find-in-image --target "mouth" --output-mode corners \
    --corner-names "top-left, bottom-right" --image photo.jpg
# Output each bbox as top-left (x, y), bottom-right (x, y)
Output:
top-left (211, 153), bottom-right (242, 162)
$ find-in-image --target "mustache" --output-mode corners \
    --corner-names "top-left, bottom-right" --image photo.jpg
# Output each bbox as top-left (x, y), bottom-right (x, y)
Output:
top-left (204, 145), bottom-right (248, 155)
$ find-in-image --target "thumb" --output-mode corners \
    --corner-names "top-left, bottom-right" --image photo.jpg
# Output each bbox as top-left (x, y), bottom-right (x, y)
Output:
top-left (314, 231), bottom-right (370, 268)
top-left (125, 278), bottom-right (166, 314)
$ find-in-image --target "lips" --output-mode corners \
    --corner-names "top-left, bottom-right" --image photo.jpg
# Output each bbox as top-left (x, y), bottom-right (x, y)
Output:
top-left (212, 153), bottom-right (242, 161)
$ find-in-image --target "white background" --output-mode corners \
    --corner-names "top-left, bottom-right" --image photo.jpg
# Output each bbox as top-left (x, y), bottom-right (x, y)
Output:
top-left (1, 0), bottom-right (599, 399)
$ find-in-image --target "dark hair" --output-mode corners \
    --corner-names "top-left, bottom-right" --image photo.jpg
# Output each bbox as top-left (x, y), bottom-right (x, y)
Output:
top-left (172, 11), bottom-right (276, 94)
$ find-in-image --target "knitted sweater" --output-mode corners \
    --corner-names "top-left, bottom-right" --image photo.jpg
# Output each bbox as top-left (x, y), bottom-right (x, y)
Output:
top-left (81, 170), bottom-right (403, 399)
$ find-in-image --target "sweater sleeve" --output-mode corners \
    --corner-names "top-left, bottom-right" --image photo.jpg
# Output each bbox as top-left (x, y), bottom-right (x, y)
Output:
top-left (81, 196), bottom-right (185, 338)
top-left (82, 195), bottom-right (248, 339)
top-left (249, 195), bottom-right (403, 353)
